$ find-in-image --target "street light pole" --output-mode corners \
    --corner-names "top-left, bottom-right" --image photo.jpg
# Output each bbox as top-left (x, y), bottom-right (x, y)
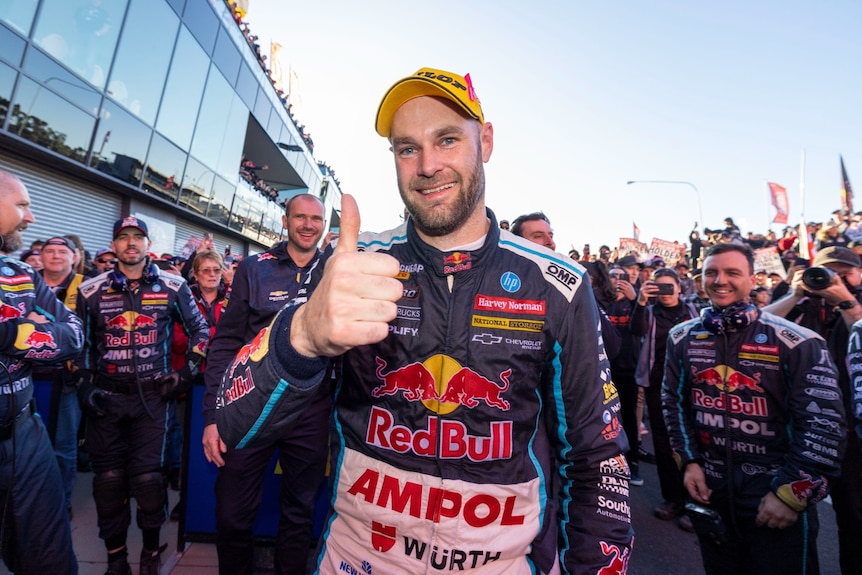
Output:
top-left (627, 180), bottom-right (704, 230)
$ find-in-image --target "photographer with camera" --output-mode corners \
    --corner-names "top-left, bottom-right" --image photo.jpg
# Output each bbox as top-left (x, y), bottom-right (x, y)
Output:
top-left (632, 267), bottom-right (700, 530)
top-left (763, 246), bottom-right (862, 574)
top-left (664, 243), bottom-right (846, 575)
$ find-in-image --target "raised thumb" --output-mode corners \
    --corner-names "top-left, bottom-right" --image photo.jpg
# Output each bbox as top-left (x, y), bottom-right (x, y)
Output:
top-left (334, 193), bottom-right (360, 253)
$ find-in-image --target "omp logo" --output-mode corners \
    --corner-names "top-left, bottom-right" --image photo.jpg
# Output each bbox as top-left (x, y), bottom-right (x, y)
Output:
top-left (545, 263), bottom-right (578, 290)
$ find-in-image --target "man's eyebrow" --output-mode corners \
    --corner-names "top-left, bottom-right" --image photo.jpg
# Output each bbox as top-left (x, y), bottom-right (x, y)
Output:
top-left (391, 125), bottom-right (467, 148)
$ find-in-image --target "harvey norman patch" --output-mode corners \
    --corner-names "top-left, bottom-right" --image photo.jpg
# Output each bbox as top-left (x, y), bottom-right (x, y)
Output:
top-left (739, 343), bottom-right (779, 363)
top-left (474, 294), bottom-right (546, 315)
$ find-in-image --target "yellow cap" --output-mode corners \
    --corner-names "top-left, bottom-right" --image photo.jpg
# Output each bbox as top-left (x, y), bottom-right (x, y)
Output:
top-left (375, 67), bottom-right (484, 138)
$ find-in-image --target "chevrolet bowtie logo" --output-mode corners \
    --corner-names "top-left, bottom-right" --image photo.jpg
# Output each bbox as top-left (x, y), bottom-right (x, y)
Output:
top-left (472, 333), bottom-right (502, 345)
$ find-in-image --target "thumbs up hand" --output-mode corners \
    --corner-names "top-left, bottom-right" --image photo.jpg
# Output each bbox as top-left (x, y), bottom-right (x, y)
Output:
top-left (290, 194), bottom-right (402, 357)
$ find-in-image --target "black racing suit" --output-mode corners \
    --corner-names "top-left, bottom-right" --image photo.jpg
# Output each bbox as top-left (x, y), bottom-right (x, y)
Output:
top-left (0, 256), bottom-right (84, 574)
top-left (75, 268), bottom-right (209, 546)
top-left (663, 310), bottom-right (846, 574)
top-left (216, 211), bottom-right (633, 575)
top-left (203, 241), bottom-right (330, 575)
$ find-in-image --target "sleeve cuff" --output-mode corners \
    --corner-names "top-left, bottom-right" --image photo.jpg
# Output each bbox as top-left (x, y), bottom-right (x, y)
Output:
top-left (272, 304), bottom-right (328, 381)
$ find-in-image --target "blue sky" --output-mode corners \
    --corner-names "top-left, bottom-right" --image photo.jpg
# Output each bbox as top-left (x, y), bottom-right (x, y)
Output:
top-left (246, 0), bottom-right (862, 253)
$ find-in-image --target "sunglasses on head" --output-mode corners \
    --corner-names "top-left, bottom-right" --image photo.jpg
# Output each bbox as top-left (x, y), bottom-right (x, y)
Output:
top-left (95, 258), bottom-right (112, 264)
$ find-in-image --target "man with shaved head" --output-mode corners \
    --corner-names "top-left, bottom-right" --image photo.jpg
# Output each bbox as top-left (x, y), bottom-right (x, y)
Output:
top-left (0, 169), bottom-right (84, 573)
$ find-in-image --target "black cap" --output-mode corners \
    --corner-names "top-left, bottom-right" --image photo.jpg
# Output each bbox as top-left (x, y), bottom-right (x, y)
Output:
top-left (113, 216), bottom-right (149, 239)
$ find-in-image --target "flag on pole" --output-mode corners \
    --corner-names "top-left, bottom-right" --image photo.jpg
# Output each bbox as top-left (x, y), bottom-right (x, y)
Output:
top-left (270, 42), bottom-right (284, 93)
top-left (633, 222), bottom-right (640, 241)
top-left (841, 155), bottom-right (854, 216)
top-left (767, 182), bottom-right (789, 224)
top-left (798, 220), bottom-right (815, 262)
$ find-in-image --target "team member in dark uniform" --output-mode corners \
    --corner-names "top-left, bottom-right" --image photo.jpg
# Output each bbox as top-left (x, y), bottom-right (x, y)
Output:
top-left (202, 193), bottom-right (329, 575)
top-left (75, 216), bottom-right (209, 575)
top-left (664, 243), bottom-right (846, 575)
top-left (0, 169), bottom-right (84, 574)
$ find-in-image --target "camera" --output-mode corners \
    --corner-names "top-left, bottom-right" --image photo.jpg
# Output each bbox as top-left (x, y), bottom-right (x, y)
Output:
top-left (655, 283), bottom-right (675, 295)
top-left (684, 502), bottom-right (728, 545)
top-left (801, 267), bottom-right (836, 291)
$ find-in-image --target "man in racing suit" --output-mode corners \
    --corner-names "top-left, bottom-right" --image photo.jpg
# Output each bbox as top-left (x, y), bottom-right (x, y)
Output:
top-left (215, 68), bottom-right (633, 574)
top-left (663, 243), bottom-right (846, 575)
top-left (0, 169), bottom-right (83, 574)
top-left (75, 216), bottom-right (209, 575)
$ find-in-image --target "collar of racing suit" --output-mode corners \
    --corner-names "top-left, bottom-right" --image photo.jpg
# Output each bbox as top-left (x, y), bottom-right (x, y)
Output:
top-left (405, 208), bottom-right (501, 278)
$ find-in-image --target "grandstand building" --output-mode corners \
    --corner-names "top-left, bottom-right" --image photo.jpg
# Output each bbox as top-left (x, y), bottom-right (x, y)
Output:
top-left (0, 0), bottom-right (341, 257)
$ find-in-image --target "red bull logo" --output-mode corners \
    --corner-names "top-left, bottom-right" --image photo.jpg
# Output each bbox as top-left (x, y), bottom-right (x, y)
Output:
top-left (23, 330), bottom-right (56, 349)
top-left (224, 367), bottom-right (255, 406)
top-left (443, 252), bottom-right (472, 274)
top-left (134, 314), bottom-right (156, 327)
top-left (231, 327), bottom-right (270, 373)
top-left (691, 365), bottom-right (763, 393)
top-left (367, 406), bottom-right (512, 461)
top-left (780, 470), bottom-right (827, 506)
top-left (106, 314), bottom-right (130, 329)
top-left (0, 302), bottom-right (23, 322)
top-left (438, 368), bottom-right (511, 410)
top-left (372, 355), bottom-right (511, 412)
top-left (257, 252), bottom-right (276, 261)
top-left (691, 389), bottom-right (768, 416)
top-left (373, 358), bottom-right (438, 401)
top-left (105, 312), bottom-right (158, 331)
top-left (597, 541), bottom-right (630, 575)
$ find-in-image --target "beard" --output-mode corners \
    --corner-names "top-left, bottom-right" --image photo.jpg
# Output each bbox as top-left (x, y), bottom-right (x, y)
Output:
top-left (1, 230), bottom-right (23, 254)
top-left (399, 143), bottom-right (485, 238)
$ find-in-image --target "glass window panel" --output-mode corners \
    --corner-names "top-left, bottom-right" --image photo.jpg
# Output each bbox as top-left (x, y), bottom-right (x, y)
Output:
top-left (212, 27), bottom-right (240, 85)
top-left (166, 0), bottom-right (185, 16)
top-left (253, 86), bottom-right (270, 126)
top-left (217, 90), bottom-right (248, 181)
top-left (0, 0), bottom-right (38, 37)
top-left (229, 182), bottom-right (257, 233)
top-left (0, 60), bottom-right (16, 125)
top-left (32, 0), bottom-right (128, 88)
top-left (8, 76), bottom-right (94, 162)
top-left (190, 64), bottom-right (231, 174)
top-left (182, 0), bottom-right (217, 55)
top-left (235, 62), bottom-right (255, 109)
top-left (261, 201), bottom-right (283, 244)
top-left (180, 156), bottom-right (214, 215)
top-left (155, 26), bottom-right (208, 150)
top-left (106, 0), bottom-right (177, 125)
top-left (22, 46), bottom-right (102, 114)
top-left (206, 174), bottom-right (235, 226)
top-left (144, 131), bottom-right (187, 202)
top-left (90, 100), bottom-right (149, 186)
top-left (0, 23), bottom-right (26, 67)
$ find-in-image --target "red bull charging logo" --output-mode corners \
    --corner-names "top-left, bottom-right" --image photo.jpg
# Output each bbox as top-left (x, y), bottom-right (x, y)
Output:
top-left (691, 364), bottom-right (763, 393)
top-left (13, 323), bottom-right (57, 351)
top-left (105, 311), bottom-right (158, 331)
top-left (373, 355), bottom-right (511, 414)
top-left (0, 302), bottom-right (24, 322)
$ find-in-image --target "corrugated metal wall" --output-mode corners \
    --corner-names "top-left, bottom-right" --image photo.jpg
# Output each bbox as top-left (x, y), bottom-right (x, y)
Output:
top-left (1, 152), bottom-right (121, 259)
